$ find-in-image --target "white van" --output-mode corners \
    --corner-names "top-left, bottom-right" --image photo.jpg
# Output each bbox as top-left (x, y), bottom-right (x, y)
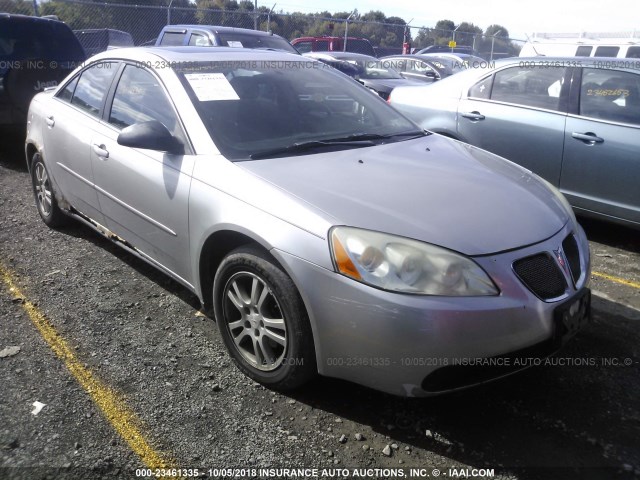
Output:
top-left (520, 32), bottom-right (640, 58)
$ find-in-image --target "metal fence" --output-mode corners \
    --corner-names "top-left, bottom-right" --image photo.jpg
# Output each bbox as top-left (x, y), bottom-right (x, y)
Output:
top-left (2, 0), bottom-right (525, 58)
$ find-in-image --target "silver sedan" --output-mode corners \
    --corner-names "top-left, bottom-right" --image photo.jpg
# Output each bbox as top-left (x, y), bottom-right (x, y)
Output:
top-left (26, 47), bottom-right (590, 396)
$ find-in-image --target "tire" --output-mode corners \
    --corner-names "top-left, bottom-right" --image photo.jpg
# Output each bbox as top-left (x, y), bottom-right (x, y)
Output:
top-left (30, 152), bottom-right (68, 228)
top-left (213, 245), bottom-right (317, 390)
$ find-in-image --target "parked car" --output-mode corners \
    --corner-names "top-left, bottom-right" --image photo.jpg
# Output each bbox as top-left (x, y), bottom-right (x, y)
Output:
top-left (26, 47), bottom-right (590, 397)
top-left (0, 13), bottom-right (85, 133)
top-left (420, 52), bottom-right (491, 68)
top-left (155, 25), bottom-right (298, 54)
top-left (291, 36), bottom-right (376, 57)
top-left (303, 52), bottom-right (420, 99)
top-left (380, 54), bottom-right (457, 82)
top-left (520, 34), bottom-right (640, 58)
top-left (388, 57), bottom-right (640, 228)
top-left (417, 45), bottom-right (476, 55)
top-left (74, 28), bottom-right (134, 57)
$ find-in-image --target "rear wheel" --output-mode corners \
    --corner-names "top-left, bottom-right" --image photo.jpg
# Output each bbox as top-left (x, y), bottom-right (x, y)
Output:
top-left (30, 153), bottom-right (68, 227)
top-left (213, 246), bottom-right (316, 390)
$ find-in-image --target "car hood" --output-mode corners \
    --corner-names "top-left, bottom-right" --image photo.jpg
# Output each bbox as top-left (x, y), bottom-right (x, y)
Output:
top-left (239, 135), bottom-right (568, 256)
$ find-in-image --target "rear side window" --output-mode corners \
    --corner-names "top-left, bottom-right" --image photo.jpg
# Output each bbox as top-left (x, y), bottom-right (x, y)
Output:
top-left (188, 33), bottom-right (210, 46)
top-left (159, 32), bottom-right (185, 46)
top-left (575, 46), bottom-right (592, 57)
top-left (57, 76), bottom-right (80, 103)
top-left (594, 46), bottom-right (620, 57)
top-left (315, 40), bottom-right (330, 51)
top-left (71, 62), bottom-right (118, 116)
top-left (293, 41), bottom-right (311, 53)
top-left (490, 66), bottom-right (567, 111)
top-left (579, 68), bottom-right (640, 125)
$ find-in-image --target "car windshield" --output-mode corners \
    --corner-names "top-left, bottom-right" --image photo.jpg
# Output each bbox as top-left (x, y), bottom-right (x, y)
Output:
top-left (217, 33), bottom-right (298, 53)
top-left (176, 60), bottom-right (420, 160)
top-left (344, 58), bottom-right (404, 80)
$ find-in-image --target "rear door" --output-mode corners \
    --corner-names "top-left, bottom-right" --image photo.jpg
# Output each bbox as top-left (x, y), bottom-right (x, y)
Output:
top-left (457, 65), bottom-right (570, 184)
top-left (560, 67), bottom-right (640, 224)
top-left (43, 61), bottom-right (119, 223)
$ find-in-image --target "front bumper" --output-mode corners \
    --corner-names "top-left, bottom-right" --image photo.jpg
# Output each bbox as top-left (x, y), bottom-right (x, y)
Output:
top-left (274, 221), bottom-right (590, 397)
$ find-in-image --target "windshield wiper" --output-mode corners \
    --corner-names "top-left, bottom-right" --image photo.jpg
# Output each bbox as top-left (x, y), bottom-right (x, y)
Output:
top-left (250, 139), bottom-right (375, 160)
top-left (249, 131), bottom-right (430, 160)
top-left (326, 130), bottom-right (430, 142)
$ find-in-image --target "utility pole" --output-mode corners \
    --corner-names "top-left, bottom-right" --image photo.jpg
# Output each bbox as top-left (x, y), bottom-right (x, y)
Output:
top-left (167, 0), bottom-right (174, 26)
top-left (343, 11), bottom-right (355, 52)
top-left (254, 0), bottom-right (258, 30)
top-left (491, 30), bottom-right (503, 61)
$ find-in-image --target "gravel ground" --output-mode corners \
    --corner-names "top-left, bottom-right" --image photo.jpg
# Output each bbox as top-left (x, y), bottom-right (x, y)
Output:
top-left (1, 139), bottom-right (639, 480)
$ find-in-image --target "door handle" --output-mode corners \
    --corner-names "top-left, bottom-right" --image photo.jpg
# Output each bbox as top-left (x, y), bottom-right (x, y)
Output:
top-left (571, 132), bottom-right (604, 144)
top-left (92, 143), bottom-right (109, 159)
top-left (45, 116), bottom-right (55, 127)
top-left (461, 111), bottom-right (485, 121)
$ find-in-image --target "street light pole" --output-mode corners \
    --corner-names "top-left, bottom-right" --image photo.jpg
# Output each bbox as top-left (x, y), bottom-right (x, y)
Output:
top-left (344, 11), bottom-right (355, 52)
top-left (266, 3), bottom-right (276, 33)
top-left (491, 29), bottom-right (503, 61)
top-left (167, 0), bottom-right (174, 26)
top-left (452, 24), bottom-right (461, 52)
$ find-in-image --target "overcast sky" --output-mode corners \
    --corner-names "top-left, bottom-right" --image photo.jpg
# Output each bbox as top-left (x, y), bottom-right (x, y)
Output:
top-left (274, 0), bottom-right (640, 40)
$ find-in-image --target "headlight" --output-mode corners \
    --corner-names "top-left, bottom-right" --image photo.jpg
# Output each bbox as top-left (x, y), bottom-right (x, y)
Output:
top-left (330, 227), bottom-right (499, 296)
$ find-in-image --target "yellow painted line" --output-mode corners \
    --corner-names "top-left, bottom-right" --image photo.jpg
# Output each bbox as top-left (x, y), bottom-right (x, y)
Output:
top-left (592, 271), bottom-right (640, 291)
top-left (0, 264), bottom-right (176, 471)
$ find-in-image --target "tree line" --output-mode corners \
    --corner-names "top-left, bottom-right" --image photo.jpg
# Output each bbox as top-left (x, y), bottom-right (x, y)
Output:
top-left (1, 0), bottom-right (521, 56)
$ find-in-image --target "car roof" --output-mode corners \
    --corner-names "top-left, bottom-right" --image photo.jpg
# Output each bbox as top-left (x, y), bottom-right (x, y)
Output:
top-left (163, 25), bottom-right (283, 38)
top-left (86, 46), bottom-right (308, 64)
top-left (0, 12), bottom-right (64, 24)
top-left (499, 56), bottom-right (640, 73)
top-left (304, 52), bottom-right (378, 61)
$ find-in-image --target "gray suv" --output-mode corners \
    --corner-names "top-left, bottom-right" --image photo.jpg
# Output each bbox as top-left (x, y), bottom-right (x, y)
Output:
top-left (155, 25), bottom-right (298, 54)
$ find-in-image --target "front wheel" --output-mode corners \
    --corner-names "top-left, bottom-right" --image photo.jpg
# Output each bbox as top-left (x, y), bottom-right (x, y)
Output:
top-left (30, 152), bottom-right (68, 228)
top-left (213, 246), bottom-right (316, 390)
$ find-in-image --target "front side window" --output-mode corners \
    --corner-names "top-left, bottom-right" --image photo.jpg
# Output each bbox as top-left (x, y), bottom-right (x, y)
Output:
top-left (468, 74), bottom-right (493, 99)
top-left (71, 62), bottom-right (118, 116)
top-left (579, 68), bottom-right (640, 125)
top-left (490, 66), bottom-right (567, 111)
top-left (109, 65), bottom-right (180, 135)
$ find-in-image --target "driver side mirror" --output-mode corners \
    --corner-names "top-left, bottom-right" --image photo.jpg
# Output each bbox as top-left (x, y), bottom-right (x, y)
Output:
top-left (117, 121), bottom-right (183, 154)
